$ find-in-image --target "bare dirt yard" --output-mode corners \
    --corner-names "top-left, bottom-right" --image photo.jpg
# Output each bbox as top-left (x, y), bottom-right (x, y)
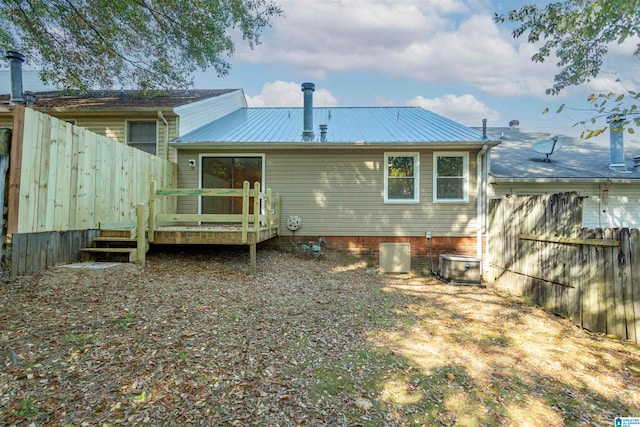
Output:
top-left (1, 247), bottom-right (639, 426)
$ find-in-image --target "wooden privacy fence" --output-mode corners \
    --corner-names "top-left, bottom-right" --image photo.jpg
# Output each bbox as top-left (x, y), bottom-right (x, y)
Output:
top-left (6, 106), bottom-right (177, 275)
top-left (488, 192), bottom-right (640, 345)
top-left (8, 106), bottom-right (176, 234)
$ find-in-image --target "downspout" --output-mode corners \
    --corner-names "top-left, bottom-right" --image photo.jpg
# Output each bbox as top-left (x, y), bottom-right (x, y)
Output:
top-left (476, 119), bottom-right (488, 279)
top-left (157, 111), bottom-right (169, 161)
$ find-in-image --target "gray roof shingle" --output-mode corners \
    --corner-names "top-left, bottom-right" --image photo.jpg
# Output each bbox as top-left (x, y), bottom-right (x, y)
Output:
top-left (484, 127), bottom-right (640, 181)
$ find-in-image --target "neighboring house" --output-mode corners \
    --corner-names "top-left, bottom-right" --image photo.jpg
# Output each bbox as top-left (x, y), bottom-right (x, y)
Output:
top-left (0, 89), bottom-right (247, 161)
top-left (484, 126), bottom-right (640, 228)
top-left (170, 83), bottom-right (498, 272)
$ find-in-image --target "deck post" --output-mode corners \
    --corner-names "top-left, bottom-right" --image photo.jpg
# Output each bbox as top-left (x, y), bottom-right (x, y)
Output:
top-left (136, 203), bottom-right (146, 264)
top-left (148, 180), bottom-right (156, 243)
top-left (249, 243), bottom-right (256, 275)
top-left (242, 181), bottom-right (249, 243)
top-left (275, 193), bottom-right (281, 228)
top-left (253, 181), bottom-right (260, 232)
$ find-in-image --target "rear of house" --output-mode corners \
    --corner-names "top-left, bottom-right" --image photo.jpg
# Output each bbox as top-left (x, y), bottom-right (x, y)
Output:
top-left (171, 83), bottom-right (498, 273)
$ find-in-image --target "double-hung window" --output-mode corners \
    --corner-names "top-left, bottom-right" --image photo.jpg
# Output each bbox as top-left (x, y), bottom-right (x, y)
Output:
top-left (433, 152), bottom-right (468, 202)
top-left (127, 121), bottom-right (157, 155)
top-left (384, 152), bottom-right (419, 203)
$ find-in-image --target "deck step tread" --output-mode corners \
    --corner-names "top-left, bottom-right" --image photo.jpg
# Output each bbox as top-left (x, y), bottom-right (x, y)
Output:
top-left (94, 237), bottom-right (138, 242)
top-left (81, 248), bottom-right (137, 254)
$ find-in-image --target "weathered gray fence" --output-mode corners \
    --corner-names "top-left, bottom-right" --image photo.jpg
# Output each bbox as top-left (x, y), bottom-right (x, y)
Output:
top-left (488, 192), bottom-right (639, 345)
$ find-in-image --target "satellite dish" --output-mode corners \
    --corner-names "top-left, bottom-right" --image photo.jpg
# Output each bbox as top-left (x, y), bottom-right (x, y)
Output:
top-left (532, 137), bottom-right (562, 162)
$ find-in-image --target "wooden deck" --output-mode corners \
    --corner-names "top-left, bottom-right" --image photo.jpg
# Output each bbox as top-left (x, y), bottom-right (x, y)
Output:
top-left (151, 225), bottom-right (279, 245)
top-left (108, 181), bottom-right (280, 274)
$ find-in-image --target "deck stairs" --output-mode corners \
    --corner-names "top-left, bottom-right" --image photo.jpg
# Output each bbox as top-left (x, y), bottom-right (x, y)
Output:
top-left (80, 228), bottom-right (148, 263)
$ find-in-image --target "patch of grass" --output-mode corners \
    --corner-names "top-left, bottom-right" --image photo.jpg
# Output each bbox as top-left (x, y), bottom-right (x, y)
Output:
top-left (479, 332), bottom-right (510, 348)
top-left (12, 397), bottom-right (48, 422)
top-left (311, 368), bottom-right (350, 397)
top-left (61, 333), bottom-right (95, 346)
top-left (115, 314), bottom-right (133, 329)
top-left (175, 350), bottom-right (190, 360)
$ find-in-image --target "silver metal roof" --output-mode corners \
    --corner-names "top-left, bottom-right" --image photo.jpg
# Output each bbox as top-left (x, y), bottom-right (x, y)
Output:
top-left (484, 127), bottom-right (640, 181)
top-left (174, 107), bottom-right (490, 144)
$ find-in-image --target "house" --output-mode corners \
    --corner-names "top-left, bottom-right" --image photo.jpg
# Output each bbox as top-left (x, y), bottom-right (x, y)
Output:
top-left (1, 53), bottom-right (247, 161)
top-left (169, 83), bottom-right (499, 273)
top-left (0, 89), bottom-right (247, 161)
top-left (484, 125), bottom-right (640, 228)
top-left (1, 52), bottom-right (498, 275)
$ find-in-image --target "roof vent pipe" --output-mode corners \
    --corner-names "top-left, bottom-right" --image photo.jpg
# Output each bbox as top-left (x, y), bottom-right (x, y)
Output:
top-left (319, 124), bottom-right (328, 142)
top-left (301, 82), bottom-right (315, 141)
top-left (482, 118), bottom-right (487, 139)
top-left (607, 115), bottom-right (630, 173)
top-left (6, 51), bottom-right (25, 105)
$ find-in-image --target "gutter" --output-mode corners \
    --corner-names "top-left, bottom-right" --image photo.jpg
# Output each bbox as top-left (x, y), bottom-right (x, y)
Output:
top-left (491, 177), bottom-right (640, 184)
top-left (169, 141), bottom-right (501, 150)
top-left (158, 111), bottom-right (169, 161)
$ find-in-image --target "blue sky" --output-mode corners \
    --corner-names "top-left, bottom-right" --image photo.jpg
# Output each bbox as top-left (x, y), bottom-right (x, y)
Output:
top-left (194, 0), bottom-right (639, 142)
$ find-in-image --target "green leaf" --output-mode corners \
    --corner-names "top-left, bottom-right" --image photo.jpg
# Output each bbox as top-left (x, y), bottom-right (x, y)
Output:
top-left (615, 94), bottom-right (625, 102)
top-left (542, 107), bottom-right (549, 114)
top-left (628, 128), bottom-right (635, 134)
top-left (0, 0), bottom-right (284, 90)
top-left (556, 104), bottom-right (565, 113)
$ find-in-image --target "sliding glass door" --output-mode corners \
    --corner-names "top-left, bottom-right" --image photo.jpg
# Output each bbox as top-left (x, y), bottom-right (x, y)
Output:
top-left (201, 156), bottom-right (263, 215)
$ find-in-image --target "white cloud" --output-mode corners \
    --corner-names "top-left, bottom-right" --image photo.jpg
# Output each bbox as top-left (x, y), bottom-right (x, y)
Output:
top-left (246, 80), bottom-right (338, 107)
top-left (586, 77), bottom-right (632, 94)
top-left (233, 0), bottom-right (558, 98)
top-left (407, 93), bottom-right (500, 125)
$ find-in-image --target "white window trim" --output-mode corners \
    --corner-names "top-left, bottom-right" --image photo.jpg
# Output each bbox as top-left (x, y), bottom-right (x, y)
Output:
top-left (384, 152), bottom-right (420, 204)
top-left (433, 151), bottom-right (469, 203)
top-left (198, 153), bottom-right (266, 215)
top-left (125, 119), bottom-right (158, 152)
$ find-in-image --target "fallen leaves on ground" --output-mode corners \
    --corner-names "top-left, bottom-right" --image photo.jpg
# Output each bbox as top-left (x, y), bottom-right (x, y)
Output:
top-left (1, 247), bottom-right (639, 426)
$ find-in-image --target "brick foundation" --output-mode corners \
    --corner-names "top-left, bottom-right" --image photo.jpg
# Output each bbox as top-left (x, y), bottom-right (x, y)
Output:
top-left (263, 235), bottom-right (477, 274)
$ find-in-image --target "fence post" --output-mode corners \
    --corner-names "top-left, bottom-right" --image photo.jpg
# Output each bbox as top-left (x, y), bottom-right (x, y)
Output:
top-left (148, 180), bottom-right (156, 243)
top-left (136, 203), bottom-right (145, 265)
top-left (7, 105), bottom-right (24, 234)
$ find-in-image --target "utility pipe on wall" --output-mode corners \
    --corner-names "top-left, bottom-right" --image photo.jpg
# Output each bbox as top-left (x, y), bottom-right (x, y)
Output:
top-left (476, 119), bottom-right (489, 278)
top-left (157, 111), bottom-right (169, 161)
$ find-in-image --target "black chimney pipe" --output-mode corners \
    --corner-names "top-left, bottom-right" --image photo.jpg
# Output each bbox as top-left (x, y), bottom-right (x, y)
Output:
top-left (5, 51), bottom-right (25, 105)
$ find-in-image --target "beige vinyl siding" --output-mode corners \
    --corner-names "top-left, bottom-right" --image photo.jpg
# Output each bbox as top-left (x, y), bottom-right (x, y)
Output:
top-left (176, 150), bottom-right (201, 214)
top-left (175, 90), bottom-right (247, 136)
top-left (176, 148), bottom-right (479, 237)
top-left (19, 112), bottom-right (179, 159)
top-left (0, 117), bottom-right (12, 128)
top-left (490, 181), bottom-right (640, 228)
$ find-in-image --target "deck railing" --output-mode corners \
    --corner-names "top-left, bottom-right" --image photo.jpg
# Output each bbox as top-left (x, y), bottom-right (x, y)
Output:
top-left (148, 180), bottom-right (280, 244)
